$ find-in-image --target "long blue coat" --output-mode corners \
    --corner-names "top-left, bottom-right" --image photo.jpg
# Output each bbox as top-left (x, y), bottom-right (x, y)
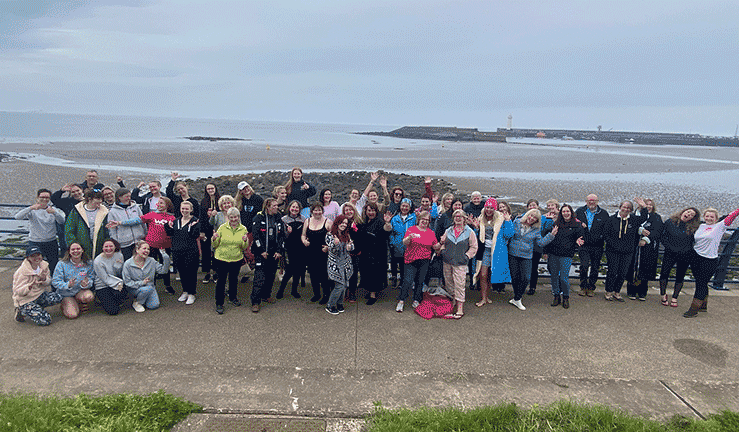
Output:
top-left (490, 220), bottom-right (514, 283)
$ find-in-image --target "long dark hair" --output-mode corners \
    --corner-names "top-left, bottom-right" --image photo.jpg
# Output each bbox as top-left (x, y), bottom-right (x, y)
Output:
top-left (61, 242), bottom-right (91, 264)
top-left (330, 215), bottom-right (352, 243)
top-left (669, 207), bottom-right (701, 235)
top-left (200, 184), bottom-right (220, 211)
top-left (555, 204), bottom-right (580, 229)
top-left (319, 188), bottom-right (332, 206)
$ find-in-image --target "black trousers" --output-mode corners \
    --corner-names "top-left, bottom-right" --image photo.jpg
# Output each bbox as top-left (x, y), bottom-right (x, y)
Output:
top-left (173, 249), bottom-right (200, 295)
top-left (96, 286), bottom-right (126, 315)
top-left (529, 251), bottom-right (542, 290)
top-left (605, 251), bottom-right (633, 293)
top-left (659, 249), bottom-right (692, 283)
top-left (251, 254), bottom-right (279, 305)
top-left (579, 246), bottom-right (604, 288)
top-left (215, 259), bottom-right (241, 305)
top-left (150, 247), bottom-right (171, 287)
top-left (509, 255), bottom-right (530, 301)
top-left (691, 254), bottom-right (718, 301)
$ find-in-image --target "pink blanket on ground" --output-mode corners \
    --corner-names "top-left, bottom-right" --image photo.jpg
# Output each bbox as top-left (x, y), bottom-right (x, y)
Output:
top-left (415, 292), bottom-right (454, 320)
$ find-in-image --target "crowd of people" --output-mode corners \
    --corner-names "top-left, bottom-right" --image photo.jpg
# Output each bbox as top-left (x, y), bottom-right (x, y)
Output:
top-left (12, 168), bottom-right (739, 326)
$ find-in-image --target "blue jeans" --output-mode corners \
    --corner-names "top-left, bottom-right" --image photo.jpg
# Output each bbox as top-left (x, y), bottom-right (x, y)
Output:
top-left (398, 259), bottom-right (430, 303)
top-left (547, 255), bottom-right (572, 297)
top-left (328, 281), bottom-right (346, 309)
top-left (127, 284), bottom-right (160, 309)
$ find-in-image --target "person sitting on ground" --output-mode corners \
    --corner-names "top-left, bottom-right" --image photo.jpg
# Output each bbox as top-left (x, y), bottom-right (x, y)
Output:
top-left (123, 240), bottom-right (170, 313)
top-left (15, 188), bottom-right (66, 274)
top-left (93, 239), bottom-right (127, 315)
top-left (13, 246), bottom-right (63, 326)
top-left (52, 242), bottom-right (95, 319)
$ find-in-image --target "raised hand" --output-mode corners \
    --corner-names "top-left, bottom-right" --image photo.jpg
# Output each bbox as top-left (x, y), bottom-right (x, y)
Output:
top-left (379, 176), bottom-right (387, 188)
top-left (576, 236), bottom-right (584, 246)
top-left (384, 212), bottom-right (393, 223)
top-left (171, 171), bottom-right (180, 180)
top-left (370, 171), bottom-right (379, 182)
top-left (551, 225), bottom-right (559, 236)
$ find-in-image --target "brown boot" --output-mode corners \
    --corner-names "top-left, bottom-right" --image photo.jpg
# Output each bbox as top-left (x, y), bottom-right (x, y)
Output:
top-left (683, 298), bottom-right (702, 318)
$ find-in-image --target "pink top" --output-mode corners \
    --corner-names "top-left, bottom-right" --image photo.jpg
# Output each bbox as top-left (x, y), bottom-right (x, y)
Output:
top-left (403, 225), bottom-right (438, 264)
top-left (140, 211), bottom-right (175, 249)
top-left (323, 201), bottom-right (341, 221)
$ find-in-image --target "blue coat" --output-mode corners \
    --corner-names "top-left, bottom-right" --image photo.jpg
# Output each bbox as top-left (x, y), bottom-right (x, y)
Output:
top-left (489, 220), bottom-right (514, 284)
top-left (389, 212), bottom-right (416, 257)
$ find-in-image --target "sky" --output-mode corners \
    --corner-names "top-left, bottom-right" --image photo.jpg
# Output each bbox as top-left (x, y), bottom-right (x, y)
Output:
top-left (1, 0), bottom-right (738, 135)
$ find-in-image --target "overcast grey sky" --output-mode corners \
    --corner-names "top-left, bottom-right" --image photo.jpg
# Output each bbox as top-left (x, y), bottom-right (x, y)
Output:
top-left (2, 0), bottom-right (738, 134)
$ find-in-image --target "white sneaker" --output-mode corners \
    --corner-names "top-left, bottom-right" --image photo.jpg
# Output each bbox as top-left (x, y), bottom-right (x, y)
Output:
top-left (185, 294), bottom-right (196, 305)
top-left (175, 273), bottom-right (181, 281)
top-left (411, 300), bottom-right (420, 309)
top-left (396, 301), bottom-right (404, 313)
top-left (132, 301), bottom-right (145, 313)
top-left (509, 299), bottom-right (526, 311)
top-left (177, 292), bottom-right (188, 302)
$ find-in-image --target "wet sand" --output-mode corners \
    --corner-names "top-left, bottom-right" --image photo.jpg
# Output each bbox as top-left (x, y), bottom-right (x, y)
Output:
top-left (2, 139), bottom-right (738, 215)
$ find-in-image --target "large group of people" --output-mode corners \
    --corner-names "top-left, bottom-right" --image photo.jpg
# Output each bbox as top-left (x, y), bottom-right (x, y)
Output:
top-left (12, 168), bottom-right (738, 326)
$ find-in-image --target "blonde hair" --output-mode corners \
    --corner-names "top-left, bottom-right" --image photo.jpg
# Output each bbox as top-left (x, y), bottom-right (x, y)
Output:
top-left (341, 203), bottom-right (362, 226)
top-left (703, 207), bottom-right (719, 220)
top-left (521, 209), bottom-right (541, 229)
top-left (218, 195), bottom-right (235, 209)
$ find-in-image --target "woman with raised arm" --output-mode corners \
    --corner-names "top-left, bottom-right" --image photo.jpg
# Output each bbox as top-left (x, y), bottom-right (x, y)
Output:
top-left (358, 202), bottom-right (393, 305)
top-left (164, 201), bottom-right (201, 304)
top-left (52, 242), bottom-right (95, 319)
top-left (211, 207), bottom-right (249, 314)
top-left (683, 206), bottom-right (739, 317)
top-left (123, 240), bottom-right (171, 312)
top-left (285, 167), bottom-right (316, 217)
top-left (93, 239), bottom-right (126, 315)
top-left (199, 183), bottom-right (220, 283)
top-left (543, 204), bottom-right (584, 309)
top-left (626, 198), bottom-right (663, 301)
top-left (440, 209), bottom-right (478, 318)
top-left (276, 200), bottom-right (306, 299)
top-left (472, 198), bottom-right (514, 307)
top-left (659, 207), bottom-right (701, 307)
top-left (302, 202), bottom-right (333, 304)
top-left (13, 247), bottom-right (63, 326)
top-left (508, 209), bottom-right (556, 311)
top-left (166, 172), bottom-right (200, 218)
top-left (324, 215), bottom-right (355, 315)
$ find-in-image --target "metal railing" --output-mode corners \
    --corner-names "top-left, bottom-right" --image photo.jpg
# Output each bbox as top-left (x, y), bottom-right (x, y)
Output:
top-left (0, 203), bottom-right (30, 261)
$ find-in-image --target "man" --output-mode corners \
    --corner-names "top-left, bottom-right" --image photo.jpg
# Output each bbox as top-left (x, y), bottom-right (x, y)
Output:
top-left (78, 170), bottom-right (105, 191)
top-left (575, 194), bottom-right (610, 296)
top-left (15, 189), bottom-right (66, 273)
top-left (132, 180), bottom-right (165, 214)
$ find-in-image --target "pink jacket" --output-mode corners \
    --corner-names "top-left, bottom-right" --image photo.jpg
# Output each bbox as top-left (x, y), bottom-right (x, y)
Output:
top-left (12, 259), bottom-right (51, 307)
top-left (140, 212), bottom-right (175, 249)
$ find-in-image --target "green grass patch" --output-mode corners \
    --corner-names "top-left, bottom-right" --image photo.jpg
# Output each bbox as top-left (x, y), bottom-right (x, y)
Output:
top-left (367, 400), bottom-right (739, 432)
top-left (0, 390), bottom-right (201, 432)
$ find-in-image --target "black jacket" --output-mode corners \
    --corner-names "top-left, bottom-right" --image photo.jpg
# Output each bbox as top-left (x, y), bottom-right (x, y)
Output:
top-left (164, 217), bottom-right (201, 253)
top-left (543, 223), bottom-right (584, 258)
top-left (660, 219), bottom-right (694, 254)
top-left (285, 180), bottom-right (316, 209)
top-left (251, 212), bottom-right (286, 256)
top-left (575, 205), bottom-right (610, 248)
top-left (604, 212), bottom-right (647, 254)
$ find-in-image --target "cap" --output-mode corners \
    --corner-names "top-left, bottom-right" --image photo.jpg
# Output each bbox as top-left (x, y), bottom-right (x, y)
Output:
top-left (26, 246), bottom-right (42, 258)
top-left (238, 181), bottom-right (250, 191)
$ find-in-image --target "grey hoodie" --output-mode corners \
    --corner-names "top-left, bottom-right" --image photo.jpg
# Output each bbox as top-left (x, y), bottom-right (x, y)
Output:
top-left (107, 202), bottom-right (147, 248)
top-left (15, 205), bottom-right (65, 242)
top-left (122, 252), bottom-right (170, 289)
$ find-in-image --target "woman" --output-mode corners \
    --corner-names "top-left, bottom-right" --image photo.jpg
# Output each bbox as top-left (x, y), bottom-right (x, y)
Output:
top-left (276, 200), bottom-right (306, 299)
top-left (389, 198), bottom-right (417, 288)
top-left (107, 188), bottom-right (146, 260)
top-left (434, 198), bottom-right (464, 240)
top-left (212, 207), bottom-right (249, 314)
top-left (626, 199), bottom-right (663, 300)
top-left (302, 203), bottom-right (333, 303)
top-left (659, 207), bottom-right (701, 306)
top-left (285, 167), bottom-right (316, 217)
top-left (123, 240), bottom-right (171, 312)
top-left (139, 197), bottom-right (176, 294)
top-left (164, 201), bottom-right (200, 304)
top-left (200, 183), bottom-right (220, 283)
top-left (603, 200), bottom-right (647, 302)
top-left (52, 242), bottom-right (95, 319)
top-left (440, 209), bottom-right (478, 318)
top-left (396, 211), bottom-right (440, 312)
top-left (543, 204), bottom-right (584, 308)
top-left (358, 202), bottom-right (393, 305)
top-left (273, 185), bottom-right (288, 214)
top-left (13, 246), bottom-right (63, 326)
top-left (93, 239), bottom-right (126, 315)
top-left (166, 172), bottom-right (200, 218)
top-left (319, 188), bottom-right (341, 221)
top-left (683, 206), bottom-right (739, 317)
top-left (101, 186), bottom-right (116, 209)
top-left (508, 209), bottom-right (556, 311)
top-left (472, 198), bottom-right (514, 307)
top-left (497, 201), bottom-right (514, 220)
top-left (210, 195), bottom-right (235, 231)
top-left (324, 215), bottom-right (355, 314)
top-left (339, 203), bottom-right (363, 302)
top-left (526, 199), bottom-right (553, 295)
top-left (250, 198), bottom-right (286, 312)
top-left (65, 189), bottom-right (110, 258)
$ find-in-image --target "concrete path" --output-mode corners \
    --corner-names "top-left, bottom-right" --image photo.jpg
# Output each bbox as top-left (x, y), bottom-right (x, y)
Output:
top-left (1, 265), bottom-right (737, 431)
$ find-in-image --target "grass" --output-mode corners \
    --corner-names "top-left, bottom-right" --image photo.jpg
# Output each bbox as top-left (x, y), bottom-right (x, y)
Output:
top-left (0, 390), bottom-right (201, 432)
top-left (367, 400), bottom-right (739, 432)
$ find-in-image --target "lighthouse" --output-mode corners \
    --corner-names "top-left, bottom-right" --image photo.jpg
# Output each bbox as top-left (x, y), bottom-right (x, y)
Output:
top-left (507, 114), bottom-right (513, 129)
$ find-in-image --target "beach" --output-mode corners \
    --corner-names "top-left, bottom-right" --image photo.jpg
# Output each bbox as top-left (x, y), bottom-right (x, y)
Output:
top-left (1, 138), bottom-right (738, 216)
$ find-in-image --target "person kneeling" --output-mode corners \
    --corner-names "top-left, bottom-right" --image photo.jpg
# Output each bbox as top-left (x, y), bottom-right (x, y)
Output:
top-left (52, 242), bottom-right (95, 319)
top-left (13, 247), bottom-right (63, 326)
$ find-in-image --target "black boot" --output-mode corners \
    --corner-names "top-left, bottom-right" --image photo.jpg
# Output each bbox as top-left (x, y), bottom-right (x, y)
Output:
top-left (562, 296), bottom-right (570, 309)
top-left (551, 295), bottom-right (561, 307)
top-left (683, 298), bottom-right (702, 318)
top-left (699, 297), bottom-right (707, 312)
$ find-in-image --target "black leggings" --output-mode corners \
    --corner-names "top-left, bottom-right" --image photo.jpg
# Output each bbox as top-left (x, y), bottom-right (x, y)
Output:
top-left (691, 254), bottom-right (718, 301)
top-left (659, 249), bottom-right (692, 283)
top-left (150, 247), bottom-right (171, 287)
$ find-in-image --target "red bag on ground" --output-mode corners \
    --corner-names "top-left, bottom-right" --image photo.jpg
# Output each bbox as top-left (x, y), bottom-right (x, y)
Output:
top-left (415, 292), bottom-right (453, 320)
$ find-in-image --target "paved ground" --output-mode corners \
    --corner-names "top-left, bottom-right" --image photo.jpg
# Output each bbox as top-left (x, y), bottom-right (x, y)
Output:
top-left (1, 264), bottom-right (737, 431)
